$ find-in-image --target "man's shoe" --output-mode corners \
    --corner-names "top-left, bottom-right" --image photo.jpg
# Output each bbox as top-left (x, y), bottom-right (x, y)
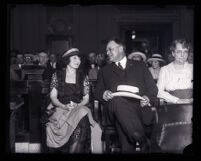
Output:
top-left (140, 138), bottom-right (151, 153)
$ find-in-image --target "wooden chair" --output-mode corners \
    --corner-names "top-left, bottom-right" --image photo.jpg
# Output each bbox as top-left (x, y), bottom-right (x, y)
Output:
top-left (151, 101), bottom-right (193, 153)
top-left (9, 98), bottom-right (25, 153)
top-left (97, 100), bottom-right (159, 153)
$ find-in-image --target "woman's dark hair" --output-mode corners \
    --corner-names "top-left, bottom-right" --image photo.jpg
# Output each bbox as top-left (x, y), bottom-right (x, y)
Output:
top-left (63, 56), bottom-right (71, 66)
top-left (169, 39), bottom-right (193, 53)
top-left (58, 54), bottom-right (79, 68)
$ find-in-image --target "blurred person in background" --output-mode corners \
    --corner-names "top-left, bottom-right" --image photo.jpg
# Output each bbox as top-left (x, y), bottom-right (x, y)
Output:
top-left (147, 54), bottom-right (165, 83)
top-left (38, 51), bottom-right (49, 67)
top-left (86, 52), bottom-right (98, 81)
top-left (128, 51), bottom-right (147, 63)
top-left (10, 52), bottom-right (24, 81)
top-left (43, 53), bottom-right (58, 81)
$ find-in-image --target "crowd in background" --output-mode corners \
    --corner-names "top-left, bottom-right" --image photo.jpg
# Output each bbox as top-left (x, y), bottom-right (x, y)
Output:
top-left (10, 40), bottom-right (193, 85)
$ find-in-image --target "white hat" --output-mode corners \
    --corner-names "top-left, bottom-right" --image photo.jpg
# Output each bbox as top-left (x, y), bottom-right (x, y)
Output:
top-left (147, 54), bottom-right (165, 64)
top-left (24, 53), bottom-right (34, 58)
top-left (38, 52), bottom-right (48, 57)
top-left (128, 52), bottom-right (147, 62)
top-left (112, 85), bottom-right (145, 100)
top-left (62, 48), bottom-right (79, 58)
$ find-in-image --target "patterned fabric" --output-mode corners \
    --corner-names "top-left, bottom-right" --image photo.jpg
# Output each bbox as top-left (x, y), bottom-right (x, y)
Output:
top-left (83, 76), bottom-right (90, 96)
top-left (50, 72), bottom-right (59, 91)
top-left (50, 71), bottom-right (89, 98)
top-left (49, 70), bottom-right (89, 104)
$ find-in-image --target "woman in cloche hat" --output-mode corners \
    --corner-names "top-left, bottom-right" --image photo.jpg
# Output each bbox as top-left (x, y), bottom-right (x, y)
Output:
top-left (46, 48), bottom-right (101, 153)
top-left (147, 53), bottom-right (165, 83)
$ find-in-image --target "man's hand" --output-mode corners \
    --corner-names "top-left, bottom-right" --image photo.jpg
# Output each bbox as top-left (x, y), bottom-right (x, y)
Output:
top-left (103, 90), bottom-right (113, 101)
top-left (140, 95), bottom-right (151, 107)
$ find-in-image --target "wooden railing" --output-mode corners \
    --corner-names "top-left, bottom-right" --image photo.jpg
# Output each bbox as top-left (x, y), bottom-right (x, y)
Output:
top-left (9, 79), bottom-right (50, 153)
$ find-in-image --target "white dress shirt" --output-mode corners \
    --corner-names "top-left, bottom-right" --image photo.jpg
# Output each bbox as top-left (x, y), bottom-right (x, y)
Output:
top-left (157, 62), bottom-right (193, 103)
top-left (115, 56), bottom-right (127, 69)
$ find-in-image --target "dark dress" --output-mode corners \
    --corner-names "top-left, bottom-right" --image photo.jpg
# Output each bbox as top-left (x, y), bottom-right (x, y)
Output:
top-left (46, 69), bottom-right (91, 153)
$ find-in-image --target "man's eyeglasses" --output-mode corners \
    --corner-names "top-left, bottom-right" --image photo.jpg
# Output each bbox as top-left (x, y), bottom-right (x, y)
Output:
top-left (106, 45), bottom-right (119, 53)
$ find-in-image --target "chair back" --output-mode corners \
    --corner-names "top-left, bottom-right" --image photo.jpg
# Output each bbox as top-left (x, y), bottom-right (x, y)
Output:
top-left (156, 103), bottom-right (193, 153)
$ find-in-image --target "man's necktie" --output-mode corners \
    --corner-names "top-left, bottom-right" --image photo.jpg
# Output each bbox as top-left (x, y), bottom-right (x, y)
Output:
top-left (117, 62), bottom-right (124, 70)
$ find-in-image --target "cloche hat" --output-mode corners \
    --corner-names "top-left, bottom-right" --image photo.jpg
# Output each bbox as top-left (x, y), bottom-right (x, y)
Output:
top-left (62, 48), bottom-right (80, 58)
top-left (128, 52), bottom-right (147, 62)
top-left (147, 54), bottom-right (165, 64)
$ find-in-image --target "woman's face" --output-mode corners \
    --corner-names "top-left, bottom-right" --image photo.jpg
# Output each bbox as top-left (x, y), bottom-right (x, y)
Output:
top-left (172, 43), bottom-right (189, 65)
top-left (132, 55), bottom-right (142, 61)
top-left (68, 55), bottom-right (81, 69)
top-left (151, 60), bottom-right (160, 69)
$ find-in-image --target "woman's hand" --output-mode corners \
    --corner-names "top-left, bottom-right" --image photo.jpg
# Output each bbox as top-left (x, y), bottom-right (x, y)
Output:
top-left (70, 101), bottom-right (79, 108)
top-left (60, 104), bottom-right (72, 111)
top-left (63, 101), bottom-right (78, 110)
top-left (140, 95), bottom-right (151, 107)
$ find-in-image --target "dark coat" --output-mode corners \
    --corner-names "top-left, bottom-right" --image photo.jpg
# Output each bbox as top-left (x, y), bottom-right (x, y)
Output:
top-left (94, 59), bottom-right (158, 151)
top-left (94, 59), bottom-right (158, 103)
top-left (43, 61), bottom-right (57, 81)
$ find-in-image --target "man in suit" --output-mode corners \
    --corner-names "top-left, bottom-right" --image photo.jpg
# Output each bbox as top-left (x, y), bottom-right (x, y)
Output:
top-left (43, 53), bottom-right (57, 81)
top-left (94, 37), bottom-right (158, 153)
top-left (10, 53), bottom-right (24, 81)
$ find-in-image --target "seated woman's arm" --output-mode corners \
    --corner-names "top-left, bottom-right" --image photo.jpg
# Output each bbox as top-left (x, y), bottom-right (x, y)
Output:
top-left (78, 94), bottom-right (89, 106)
top-left (78, 75), bottom-right (97, 126)
top-left (49, 72), bottom-right (69, 110)
top-left (50, 88), bottom-right (67, 109)
top-left (157, 67), bottom-right (180, 104)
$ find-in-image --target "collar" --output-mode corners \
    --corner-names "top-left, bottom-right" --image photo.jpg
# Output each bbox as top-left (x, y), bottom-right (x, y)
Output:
top-left (115, 56), bottom-right (127, 69)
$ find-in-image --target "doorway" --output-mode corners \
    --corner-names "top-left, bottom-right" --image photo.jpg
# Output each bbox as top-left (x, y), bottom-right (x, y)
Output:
top-left (46, 35), bottom-right (73, 56)
top-left (121, 23), bottom-right (173, 59)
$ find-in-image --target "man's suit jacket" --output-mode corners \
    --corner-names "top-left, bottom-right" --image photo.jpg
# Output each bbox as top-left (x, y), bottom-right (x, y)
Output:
top-left (94, 59), bottom-right (158, 104)
top-left (10, 64), bottom-right (23, 80)
top-left (43, 61), bottom-right (57, 81)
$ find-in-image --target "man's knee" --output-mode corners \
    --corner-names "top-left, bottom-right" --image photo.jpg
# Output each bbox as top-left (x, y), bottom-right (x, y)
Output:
top-left (127, 130), bottom-right (145, 144)
top-left (111, 97), bottom-right (127, 104)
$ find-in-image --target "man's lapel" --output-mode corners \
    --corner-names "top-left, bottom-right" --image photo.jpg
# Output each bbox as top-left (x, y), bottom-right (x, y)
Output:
top-left (110, 63), bottom-right (125, 78)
